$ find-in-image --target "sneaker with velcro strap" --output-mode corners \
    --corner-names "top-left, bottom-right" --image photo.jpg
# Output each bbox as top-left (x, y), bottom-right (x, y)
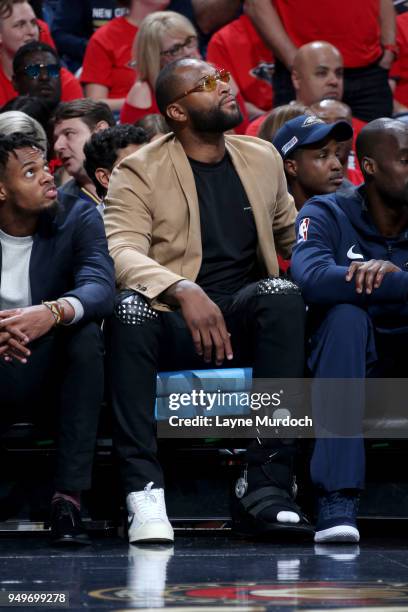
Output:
top-left (231, 463), bottom-right (313, 538)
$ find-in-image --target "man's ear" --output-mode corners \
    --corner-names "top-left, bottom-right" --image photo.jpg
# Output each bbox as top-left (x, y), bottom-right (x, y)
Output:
top-left (284, 158), bottom-right (298, 179)
top-left (94, 120), bottom-right (111, 133)
top-left (94, 167), bottom-right (110, 193)
top-left (291, 68), bottom-right (300, 93)
top-left (361, 156), bottom-right (375, 177)
top-left (166, 102), bottom-right (187, 124)
top-left (0, 180), bottom-right (8, 203)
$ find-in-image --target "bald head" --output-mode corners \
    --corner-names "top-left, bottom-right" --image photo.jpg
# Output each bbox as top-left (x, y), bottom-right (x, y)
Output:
top-left (310, 99), bottom-right (352, 125)
top-left (309, 99), bottom-right (353, 172)
top-left (155, 57), bottom-right (206, 116)
top-left (356, 118), bottom-right (408, 165)
top-left (293, 42), bottom-right (342, 73)
top-left (356, 118), bottom-right (408, 207)
top-left (292, 42), bottom-right (344, 106)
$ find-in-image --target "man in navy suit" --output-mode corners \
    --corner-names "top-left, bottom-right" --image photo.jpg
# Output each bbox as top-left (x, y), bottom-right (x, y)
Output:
top-left (0, 132), bottom-right (115, 544)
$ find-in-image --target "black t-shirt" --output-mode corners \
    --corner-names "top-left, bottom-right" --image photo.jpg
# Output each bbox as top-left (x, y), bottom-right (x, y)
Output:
top-left (189, 153), bottom-right (259, 300)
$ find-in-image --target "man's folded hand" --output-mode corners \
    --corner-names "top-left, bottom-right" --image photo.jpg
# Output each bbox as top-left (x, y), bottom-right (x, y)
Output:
top-left (0, 305), bottom-right (55, 362)
top-left (162, 280), bottom-right (233, 366)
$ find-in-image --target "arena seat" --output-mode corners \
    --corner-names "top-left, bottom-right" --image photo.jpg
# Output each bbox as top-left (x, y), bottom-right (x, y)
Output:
top-left (1, 369), bottom-right (408, 532)
top-left (0, 368), bottom-right (251, 533)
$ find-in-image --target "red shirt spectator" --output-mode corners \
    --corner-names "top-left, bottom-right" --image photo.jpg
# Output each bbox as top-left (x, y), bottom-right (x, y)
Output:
top-left (0, 5), bottom-right (82, 108)
top-left (273, 0), bottom-right (381, 68)
top-left (207, 14), bottom-right (274, 113)
top-left (120, 11), bottom-right (250, 134)
top-left (390, 12), bottom-right (408, 107)
top-left (0, 66), bottom-right (82, 108)
top-left (81, 16), bottom-right (137, 100)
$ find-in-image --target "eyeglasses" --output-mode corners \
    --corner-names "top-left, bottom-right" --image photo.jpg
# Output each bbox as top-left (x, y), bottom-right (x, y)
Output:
top-left (171, 69), bottom-right (231, 104)
top-left (22, 63), bottom-right (60, 79)
top-left (160, 35), bottom-right (198, 59)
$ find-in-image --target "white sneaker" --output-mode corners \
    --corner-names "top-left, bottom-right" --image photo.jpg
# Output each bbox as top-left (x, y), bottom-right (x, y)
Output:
top-left (127, 482), bottom-right (174, 544)
top-left (314, 524), bottom-right (360, 543)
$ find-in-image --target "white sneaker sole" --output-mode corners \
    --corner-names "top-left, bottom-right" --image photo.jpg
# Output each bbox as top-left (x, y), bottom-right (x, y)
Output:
top-left (314, 525), bottom-right (360, 543)
top-left (129, 521), bottom-right (174, 544)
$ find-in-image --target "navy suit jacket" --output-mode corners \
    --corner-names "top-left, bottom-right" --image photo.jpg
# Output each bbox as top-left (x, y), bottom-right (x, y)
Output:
top-left (0, 193), bottom-right (115, 322)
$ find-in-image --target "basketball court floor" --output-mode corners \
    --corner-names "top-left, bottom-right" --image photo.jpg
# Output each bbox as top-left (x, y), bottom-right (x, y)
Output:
top-left (1, 533), bottom-right (408, 611)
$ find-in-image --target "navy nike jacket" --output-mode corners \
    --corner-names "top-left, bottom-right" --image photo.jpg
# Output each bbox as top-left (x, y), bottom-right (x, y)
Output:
top-left (291, 185), bottom-right (408, 331)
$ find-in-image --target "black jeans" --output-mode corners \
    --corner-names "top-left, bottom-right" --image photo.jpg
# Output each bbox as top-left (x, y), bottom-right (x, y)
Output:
top-left (273, 59), bottom-right (393, 122)
top-left (0, 322), bottom-right (104, 491)
top-left (106, 280), bottom-right (306, 494)
top-left (273, 60), bottom-right (296, 108)
top-left (343, 62), bottom-right (393, 122)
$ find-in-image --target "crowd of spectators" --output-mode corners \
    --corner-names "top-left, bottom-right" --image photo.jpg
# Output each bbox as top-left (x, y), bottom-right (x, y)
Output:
top-left (0, 0), bottom-right (404, 189)
top-left (0, 0), bottom-right (404, 148)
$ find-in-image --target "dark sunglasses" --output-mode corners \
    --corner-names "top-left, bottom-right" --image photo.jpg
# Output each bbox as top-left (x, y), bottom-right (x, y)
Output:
top-left (23, 63), bottom-right (60, 79)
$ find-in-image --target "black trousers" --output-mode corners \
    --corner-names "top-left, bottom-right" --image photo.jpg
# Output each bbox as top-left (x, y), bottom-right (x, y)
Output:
top-left (106, 281), bottom-right (306, 494)
top-left (273, 59), bottom-right (393, 123)
top-left (343, 62), bottom-right (393, 123)
top-left (0, 322), bottom-right (104, 491)
top-left (273, 60), bottom-right (296, 108)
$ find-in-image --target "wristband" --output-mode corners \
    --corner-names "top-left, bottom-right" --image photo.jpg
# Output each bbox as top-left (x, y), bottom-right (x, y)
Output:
top-left (42, 300), bottom-right (65, 326)
top-left (382, 43), bottom-right (399, 58)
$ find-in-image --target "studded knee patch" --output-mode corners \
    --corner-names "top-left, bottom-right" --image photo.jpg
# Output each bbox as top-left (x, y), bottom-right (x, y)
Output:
top-left (114, 292), bottom-right (159, 325)
top-left (256, 278), bottom-right (301, 296)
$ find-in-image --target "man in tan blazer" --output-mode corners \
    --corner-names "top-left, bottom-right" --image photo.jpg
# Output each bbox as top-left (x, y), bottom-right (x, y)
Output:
top-left (105, 58), bottom-right (311, 544)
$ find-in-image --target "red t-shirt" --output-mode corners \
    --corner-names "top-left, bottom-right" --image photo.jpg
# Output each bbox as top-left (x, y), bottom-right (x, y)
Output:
top-left (81, 16), bottom-right (137, 99)
top-left (38, 18), bottom-right (55, 48)
top-left (207, 15), bottom-right (274, 112)
top-left (120, 84), bottom-right (250, 134)
top-left (390, 12), bottom-right (408, 106)
top-left (348, 116), bottom-right (365, 185)
top-left (0, 66), bottom-right (83, 107)
top-left (273, 0), bottom-right (381, 68)
top-left (245, 113), bottom-right (266, 136)
top-left (0, 16), bottom-right (82, 107)
top-left (120, 96), bottom-right (158, 124)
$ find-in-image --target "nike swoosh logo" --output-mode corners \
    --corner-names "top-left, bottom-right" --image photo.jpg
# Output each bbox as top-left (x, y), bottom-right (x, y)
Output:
top-left (347, 245), bottom-right (364, 260)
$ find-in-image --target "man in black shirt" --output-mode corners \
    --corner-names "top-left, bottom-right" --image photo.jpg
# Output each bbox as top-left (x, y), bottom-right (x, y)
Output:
top-left (104, 58), bottom-right (310, 544)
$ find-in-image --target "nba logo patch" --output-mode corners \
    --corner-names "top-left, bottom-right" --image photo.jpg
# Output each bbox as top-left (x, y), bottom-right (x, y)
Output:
top-left (298, 217), bottom-right (310, 242)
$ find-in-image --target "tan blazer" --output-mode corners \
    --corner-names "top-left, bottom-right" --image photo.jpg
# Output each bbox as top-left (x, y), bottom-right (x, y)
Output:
top-left (104, 132), bottom-right (296, 311)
